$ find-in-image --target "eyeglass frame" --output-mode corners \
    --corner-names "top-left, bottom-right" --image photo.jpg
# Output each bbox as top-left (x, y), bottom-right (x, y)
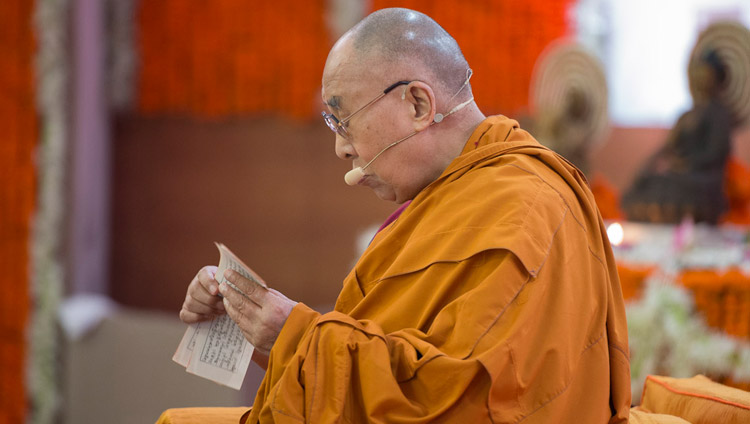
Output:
top-left (322, 80), bottom-right (411, 137)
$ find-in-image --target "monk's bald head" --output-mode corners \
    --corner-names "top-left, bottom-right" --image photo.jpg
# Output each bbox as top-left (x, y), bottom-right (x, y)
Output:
top-left (345, 8), bottom-right (470, 95)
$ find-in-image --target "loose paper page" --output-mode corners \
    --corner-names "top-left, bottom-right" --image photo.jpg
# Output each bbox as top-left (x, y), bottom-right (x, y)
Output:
top-left (214, 242), bottom-right (268, 292)
top-left (172, 243), bottom-right (267, 390)
top-left (185, 315), bottom-right (253, 389)
top-left (173, 322), bottom-right (198, 367)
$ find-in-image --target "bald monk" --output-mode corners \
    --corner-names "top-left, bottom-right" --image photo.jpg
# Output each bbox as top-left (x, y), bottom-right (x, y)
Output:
top-left (177, 8), bottom-right (631, 423)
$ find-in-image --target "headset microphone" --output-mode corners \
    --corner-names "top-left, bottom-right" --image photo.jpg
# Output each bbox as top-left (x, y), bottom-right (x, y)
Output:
top-left (344, 167), bottom-right (366, 186)
top-left (344, 130), bottom-right (419, 186)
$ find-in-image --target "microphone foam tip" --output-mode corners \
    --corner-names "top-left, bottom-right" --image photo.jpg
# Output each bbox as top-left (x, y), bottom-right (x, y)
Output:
top-left (344, 167), bottom-right (366, 186)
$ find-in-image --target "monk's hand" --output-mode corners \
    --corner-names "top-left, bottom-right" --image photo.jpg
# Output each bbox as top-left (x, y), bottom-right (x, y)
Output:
top-left (180, 265), bottom-right (226, 323)
top-left (220, 269), bottom-right (297, 356)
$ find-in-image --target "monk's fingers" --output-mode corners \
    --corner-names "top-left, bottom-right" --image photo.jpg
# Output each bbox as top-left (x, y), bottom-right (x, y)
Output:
top-left (220, 279), bottom-right (261, 318)
top-left (222, 296), bottom-right (242, 325)
top-left (179, 307), bottom-right (215, 324)
top-left (220, 295), bottom-right (273, 355)
top-left (223, 269), bottom-right (266, 306)
top-left (182, 292), bottom-right (224, 316)
top-left (187, 266), bottom-right (224, 308)
top-left (180, 290), bottom-right (225, 325)
top-left (179, 266), bottom-right (231, 326)
top-left (185, 284), bottom-right (225, 314)
top-left (195, 265), bottom-right (220, 296)
top-left (223, 286), bottom-right (297, 354)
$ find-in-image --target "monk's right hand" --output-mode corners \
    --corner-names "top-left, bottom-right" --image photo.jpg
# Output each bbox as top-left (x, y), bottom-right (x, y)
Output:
top-left (179, 265), bottom-right (226, 323)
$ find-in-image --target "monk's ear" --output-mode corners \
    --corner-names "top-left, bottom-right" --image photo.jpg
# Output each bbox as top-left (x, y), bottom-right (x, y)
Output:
top-left (403, 82), bottom-right (436, 132)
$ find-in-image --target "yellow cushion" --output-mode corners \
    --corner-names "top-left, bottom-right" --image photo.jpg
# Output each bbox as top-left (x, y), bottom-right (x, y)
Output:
top-left (640, 375), bottom-right (750, 424)
top-left (155, 407), bottom-right (250, 424)
top-left (629, 407), bottom-right (691, 424)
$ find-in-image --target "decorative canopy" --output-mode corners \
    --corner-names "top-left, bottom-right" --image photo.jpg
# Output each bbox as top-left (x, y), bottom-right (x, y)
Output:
top-left (530, 39), bottom-right (608, 151)
top-left (689, 21), bottom-right (750, 128)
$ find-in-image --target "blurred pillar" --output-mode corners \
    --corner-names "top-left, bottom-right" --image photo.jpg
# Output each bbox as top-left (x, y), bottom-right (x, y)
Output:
top-left (70, 0), bottom-right (110, 294)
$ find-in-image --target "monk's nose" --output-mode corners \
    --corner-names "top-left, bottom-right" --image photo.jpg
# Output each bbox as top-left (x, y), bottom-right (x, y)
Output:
top-left (334, 133), bottom-right (356, 160)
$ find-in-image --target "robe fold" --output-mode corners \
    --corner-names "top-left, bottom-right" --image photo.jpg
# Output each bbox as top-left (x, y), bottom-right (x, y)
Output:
top-left (243, 115), bottom-right (631, 423)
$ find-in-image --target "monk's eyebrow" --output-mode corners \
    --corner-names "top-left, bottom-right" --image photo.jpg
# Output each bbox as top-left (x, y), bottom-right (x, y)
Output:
top-left (325, 96), bottom-right (342, 110)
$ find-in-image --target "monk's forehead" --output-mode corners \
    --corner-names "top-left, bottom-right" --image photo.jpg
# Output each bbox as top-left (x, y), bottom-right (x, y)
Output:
top-left (322, 43), bottom-right (391, 107)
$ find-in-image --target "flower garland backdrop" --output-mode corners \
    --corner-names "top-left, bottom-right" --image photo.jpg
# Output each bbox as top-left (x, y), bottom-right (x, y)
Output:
top-left (136, 0), bottom-right (572, 120)
top-left (0, 1), bottom-right (36, 423)
top-left (137, 0), bottom-right (330, 119)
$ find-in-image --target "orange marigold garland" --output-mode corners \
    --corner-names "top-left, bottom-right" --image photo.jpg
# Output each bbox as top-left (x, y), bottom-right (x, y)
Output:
top-left (0, 0), bottom-right (35, 423)
top-left (137, 0), bottom-right (330, 119)
top-left (136, 0), bottom-right (571, 120)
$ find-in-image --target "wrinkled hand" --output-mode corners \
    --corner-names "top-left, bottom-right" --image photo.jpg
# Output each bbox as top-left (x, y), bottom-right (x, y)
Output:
top-left (180, 266), bottom-right (226, 323)
top-left (219, 269), bottom-right (297, 356)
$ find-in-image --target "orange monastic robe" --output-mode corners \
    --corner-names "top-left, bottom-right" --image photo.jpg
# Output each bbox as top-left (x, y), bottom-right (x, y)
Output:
top-left (244, 116), bottom-right (631, 423)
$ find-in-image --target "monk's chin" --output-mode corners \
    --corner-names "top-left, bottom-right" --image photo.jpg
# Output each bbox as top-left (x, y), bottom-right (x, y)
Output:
top-left (370, 185), bottom-right (399, 203)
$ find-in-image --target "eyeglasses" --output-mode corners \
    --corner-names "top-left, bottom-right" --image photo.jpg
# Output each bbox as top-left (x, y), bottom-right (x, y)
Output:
top-left (322, 80), bottom-right (411, 137)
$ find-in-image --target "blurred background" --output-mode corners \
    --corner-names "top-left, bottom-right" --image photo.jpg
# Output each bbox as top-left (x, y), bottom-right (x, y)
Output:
top-left (2, 0), bottom-right (750, 423)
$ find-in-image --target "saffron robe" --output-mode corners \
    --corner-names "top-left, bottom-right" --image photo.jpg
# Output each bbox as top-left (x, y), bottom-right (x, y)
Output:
top-left (243, 115), bottom-right (631, 423)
